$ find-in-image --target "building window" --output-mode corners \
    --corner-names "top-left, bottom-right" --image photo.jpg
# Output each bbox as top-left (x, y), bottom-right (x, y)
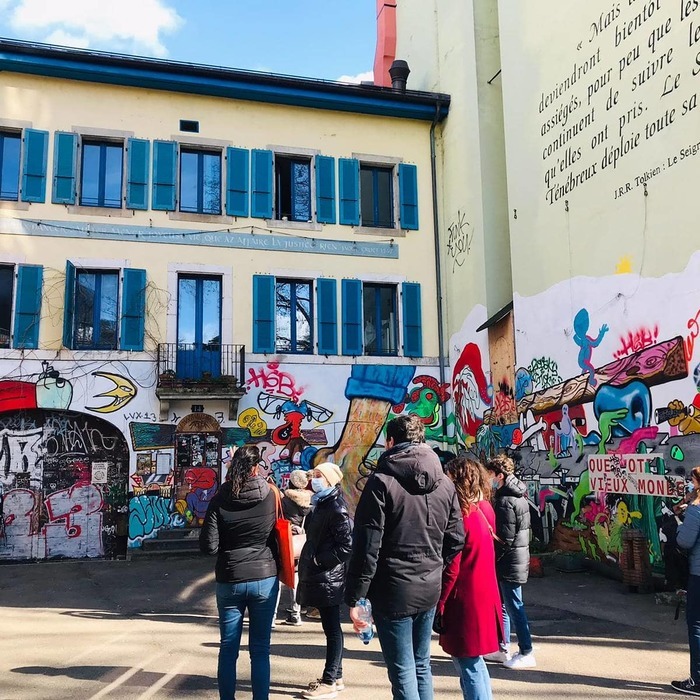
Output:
top-left (0, 264), bottom-right (13, 347)
top-left (0, 131), bottom-right (21, 201)
top-left (80, 141), bottom-right (124, 208)
top-left (276, 279), bottom-right (313, 353)
top-left (180, 149), bottom-right (221, 215)
top-left (360, 165), bottom-right (394, 228)
top-left (74, 270), bottom-right (119, 350)
top-left (275, 156), bottom-right (311, 221)
top-left (363, 283), bottom-right (397, 356)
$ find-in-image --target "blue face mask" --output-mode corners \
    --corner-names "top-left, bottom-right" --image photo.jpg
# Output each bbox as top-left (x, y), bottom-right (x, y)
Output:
top-left (311, 477), bottom-right (328, 493)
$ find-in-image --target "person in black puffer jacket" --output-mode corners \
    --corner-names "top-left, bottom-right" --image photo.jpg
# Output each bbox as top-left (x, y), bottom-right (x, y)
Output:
top-left (485, 453), bottom-right (536, 670)
top-left (297, 462), bottom-right (352, 699)
top-left (200, 445), bottom-right (278, 700)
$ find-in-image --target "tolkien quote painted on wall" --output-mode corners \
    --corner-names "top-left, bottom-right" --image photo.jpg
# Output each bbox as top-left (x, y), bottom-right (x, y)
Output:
top-left (540, 0), bottom-right (700, 204)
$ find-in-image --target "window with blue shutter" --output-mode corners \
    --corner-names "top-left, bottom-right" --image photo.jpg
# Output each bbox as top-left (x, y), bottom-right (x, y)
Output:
top-left (316, 278), bottom-right (337, 355)
top-left (399, 163), bottom-right (419, 230)
top-left (342, 279), bottom-right (363, 356)
top-left (0, 265), bottom-right (13, 348)
top-left (402, 282), bottom-right (422, 358)
top-left (0, 131), bottom-right (21, 201)
top-left (251, 149), bottom-right (273, 219)
top-left (13, 265), bottom-right (43, 349)
top-left (52, 132), bottom-right (77, 204)
top-left (63, 261), bottom-right (76, 348)
top-left (120, 268), bottom-right (146, 351)
top-left (252, 274), bottom-right (275, 353)
top-left (226, 147), bottom-right (249, 217)
top-left (315, 155), bottom-right (336, 224)
top-left (21, 129), bottom-right (48, 203)
top-left (339, 158), bottom-right (360, 226)
top-left (152, 140), bottom-right (177, 211)
top-left (126, 138), bottom-right (150, 210)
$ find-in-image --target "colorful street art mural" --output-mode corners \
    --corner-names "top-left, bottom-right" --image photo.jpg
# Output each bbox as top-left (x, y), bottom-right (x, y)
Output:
top-left (449, 254), bottom-right (700, 570)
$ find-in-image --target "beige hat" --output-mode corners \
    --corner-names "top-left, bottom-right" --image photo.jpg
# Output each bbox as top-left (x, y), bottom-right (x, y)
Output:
top-left (315, 462), bottom-right (343, 487)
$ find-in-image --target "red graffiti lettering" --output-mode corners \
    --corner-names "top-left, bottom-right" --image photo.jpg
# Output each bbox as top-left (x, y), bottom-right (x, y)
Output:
top-left (686, 310), bottom-right (700, 363)
top-left (246, 363), bottom-right (304, 402)
top-left (613, 326), bottom-right (659, 359)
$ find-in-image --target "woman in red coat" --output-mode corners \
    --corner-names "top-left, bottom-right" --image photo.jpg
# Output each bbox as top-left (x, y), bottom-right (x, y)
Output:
top-left (437, 456), bottom-right (503, 700)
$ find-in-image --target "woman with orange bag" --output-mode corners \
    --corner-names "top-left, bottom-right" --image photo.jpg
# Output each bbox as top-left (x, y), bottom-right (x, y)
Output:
top-left (200, 444), bottom-right (278, 700)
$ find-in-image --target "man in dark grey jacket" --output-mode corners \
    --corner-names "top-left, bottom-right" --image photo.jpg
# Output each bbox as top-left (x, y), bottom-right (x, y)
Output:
top-left (345, 414), bottom-right (464, 700)
top-left (485, 453), bottom-right (536, 669)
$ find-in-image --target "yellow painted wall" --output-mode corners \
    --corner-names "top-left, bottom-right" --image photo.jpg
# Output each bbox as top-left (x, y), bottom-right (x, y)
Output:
top-left (0, 71), bottom-right (440, 356)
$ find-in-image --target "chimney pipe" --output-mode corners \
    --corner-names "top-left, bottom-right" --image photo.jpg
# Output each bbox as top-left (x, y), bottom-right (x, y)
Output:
top-left (389, 60), bottom-right (410, 93)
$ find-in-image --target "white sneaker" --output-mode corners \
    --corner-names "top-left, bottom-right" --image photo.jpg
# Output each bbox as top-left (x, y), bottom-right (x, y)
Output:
top-left (504, 652), bottom-right (536, 669)
top-left (483, 650), bottom-right (510, 663)
top-left (301, 680), bottom-right (338, 699)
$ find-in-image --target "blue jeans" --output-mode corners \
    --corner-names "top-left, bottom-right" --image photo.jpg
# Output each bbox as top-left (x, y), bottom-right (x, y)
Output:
top-left (687, 575), bottom-right (700, 682)
top-left (216, 576), bottom-right (279, 700)
top-left (374, 607), bottom-right (436, 700)
top-left (499, 581), bottom-right (533, 655)
top-left (452, 656), bottom-right (492, 700)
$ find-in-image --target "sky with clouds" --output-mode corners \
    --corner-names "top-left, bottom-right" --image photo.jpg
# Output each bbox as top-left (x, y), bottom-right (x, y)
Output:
top-left (0, 0), bottom-right (377, 82)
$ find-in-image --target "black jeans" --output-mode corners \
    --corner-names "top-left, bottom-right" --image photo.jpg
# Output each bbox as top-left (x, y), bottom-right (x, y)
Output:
top-left (319, 605), bottom-right (344, 683)
top-left (687, 575), bottom-right (700, 683)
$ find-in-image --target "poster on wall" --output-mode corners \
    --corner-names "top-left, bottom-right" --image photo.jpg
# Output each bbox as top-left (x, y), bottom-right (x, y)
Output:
top-left (91, 462), bottom-right (109, 485)
top-left (588, 453), bottom-right (684, 497)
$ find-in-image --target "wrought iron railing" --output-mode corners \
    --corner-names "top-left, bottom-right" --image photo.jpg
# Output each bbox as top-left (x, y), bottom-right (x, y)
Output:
top-left (156, 343), bottom-right (246, 388)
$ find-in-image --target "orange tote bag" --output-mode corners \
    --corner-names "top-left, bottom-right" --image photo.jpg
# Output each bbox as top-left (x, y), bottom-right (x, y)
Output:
top-left (271, 486), bottom-right (296, 588)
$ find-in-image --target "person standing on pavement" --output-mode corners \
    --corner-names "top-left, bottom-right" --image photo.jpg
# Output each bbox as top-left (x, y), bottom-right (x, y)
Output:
top-left (297, 463), bottom-right (353, 699)
top-left (278, 469), bottom-right (312, 627)
top-left (672, 466), bottom-right (700, 696)
top-left (199, 444), bottom-right (278, 700)
top-left (437, 456), bottom-right (503, 700)
top-left (345, 414), bottom-right (465, 700)
top-left (484, 454), bottom-right (536, 670)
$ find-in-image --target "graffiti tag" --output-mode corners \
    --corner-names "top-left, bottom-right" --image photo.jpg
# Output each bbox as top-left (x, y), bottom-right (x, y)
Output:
top-left (613, 326), bottom-right (659, 359)
top-left (247, 362), bottom-right (304, 402)
top-left (446, 211), bottom-right (474, 272)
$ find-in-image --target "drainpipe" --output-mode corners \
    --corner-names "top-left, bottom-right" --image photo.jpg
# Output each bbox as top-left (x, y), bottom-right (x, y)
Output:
top-left (430, 101), bottom-right (448, 444)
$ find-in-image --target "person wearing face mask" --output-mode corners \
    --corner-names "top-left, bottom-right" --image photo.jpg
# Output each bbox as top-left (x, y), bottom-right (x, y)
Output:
top-left (296, 462), bottom-right (353, 699)
top-left (483, 454), bottom-right (535, 670)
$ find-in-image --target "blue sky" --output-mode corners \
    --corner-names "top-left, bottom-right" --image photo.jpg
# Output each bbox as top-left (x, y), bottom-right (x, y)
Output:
top-left (0, 0), bottom-right (377, 82)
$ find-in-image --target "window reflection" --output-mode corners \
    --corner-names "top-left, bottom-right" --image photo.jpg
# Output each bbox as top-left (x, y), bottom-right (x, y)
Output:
top-left (276, 279), bottom-right (312, 353)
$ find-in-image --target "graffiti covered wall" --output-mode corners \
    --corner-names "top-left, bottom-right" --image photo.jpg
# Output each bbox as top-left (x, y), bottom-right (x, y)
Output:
top-left (0, 357), bottom-right (452, 557)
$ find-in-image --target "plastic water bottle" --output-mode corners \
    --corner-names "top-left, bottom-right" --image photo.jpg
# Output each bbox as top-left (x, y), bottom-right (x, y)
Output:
top-left (356, 598), bottom-right (374, 644)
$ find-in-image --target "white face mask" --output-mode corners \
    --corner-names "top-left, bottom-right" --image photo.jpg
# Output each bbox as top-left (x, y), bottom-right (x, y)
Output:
top-left (311, 477), bottom-right (328, 493)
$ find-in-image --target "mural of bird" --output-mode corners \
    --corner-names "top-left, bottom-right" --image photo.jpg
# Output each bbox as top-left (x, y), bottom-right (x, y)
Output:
top-left (86, 372), bottom-right (138, 413)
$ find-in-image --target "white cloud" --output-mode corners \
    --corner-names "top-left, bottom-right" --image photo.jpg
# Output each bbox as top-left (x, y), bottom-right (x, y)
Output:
top-left (44, 29), bottom-right (89, 50)
top-left (8, 0), bottom-right (183, 57)
top-left (336, 70), bottom-right (374, 84)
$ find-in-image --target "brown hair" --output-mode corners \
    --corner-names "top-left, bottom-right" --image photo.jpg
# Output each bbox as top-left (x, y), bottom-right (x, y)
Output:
top-left (485, 453), bottom-right (515, 476)
top-left (386, 414), bottom-right (425, 445)
top-left (446, 455), bottom-right (491, 512)
top-left (228, 444), bottom-right (261, 498)
top-left (691, 466), bottom-right (700, 505)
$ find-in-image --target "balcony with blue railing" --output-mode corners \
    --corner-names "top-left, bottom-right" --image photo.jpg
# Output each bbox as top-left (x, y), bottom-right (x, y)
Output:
top-left (155, 343), bottom-right (246, 420)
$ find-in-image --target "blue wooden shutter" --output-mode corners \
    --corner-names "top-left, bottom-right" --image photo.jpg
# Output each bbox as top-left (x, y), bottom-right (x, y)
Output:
top-left (120, 268), bottom-right (147, 351)
top-left (63, 261), bottom-right (76, 349)
top-left (402, 282), bottom-right (422, 358)
top-left (126, 138), bottom-right (150, 210)
top-left (226, 147), bottom-right (249, 217)
top-left (316, 278), bottom-right (337, 355)
top-left (152, 140), bottom-right (177, 211)
top-left (315, 155), bottom-right (336, 224)
top-left (399, 163), bottom-right (419, 230)
top-left (21, 129), bottom-right (48, 203)
top-left (251, 149), bottom-right (273, 219)
top-left (253, 274), bottom-right (275, 353)
top-left (342, 279), bottom-right (363, 356)
top-left (338, 158), bottom-right (360, 225)
top-left (13, 265), bottom-right (43, 349)
top-left (52, 132), bottom-right (77, 204)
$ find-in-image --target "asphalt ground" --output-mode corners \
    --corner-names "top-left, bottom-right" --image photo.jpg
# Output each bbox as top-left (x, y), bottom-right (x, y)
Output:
top-left (0, 557), bottom-right (691, 699)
